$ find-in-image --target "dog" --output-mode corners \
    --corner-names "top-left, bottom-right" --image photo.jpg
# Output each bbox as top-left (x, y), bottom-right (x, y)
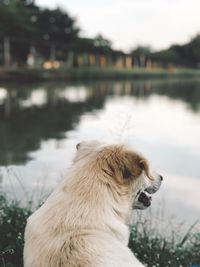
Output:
top-left (24, 141), bottom-right (163, 267)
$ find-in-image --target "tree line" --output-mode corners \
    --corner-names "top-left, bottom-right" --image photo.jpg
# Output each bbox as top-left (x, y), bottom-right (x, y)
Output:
top-left (131, 34), bottom-right (200, 69)
top-left (0, 0), bottom-right (115, 66)
top-left (0, 0), bottom-right (199, 68)
top-left (150, 35), bottom-right (200, 68)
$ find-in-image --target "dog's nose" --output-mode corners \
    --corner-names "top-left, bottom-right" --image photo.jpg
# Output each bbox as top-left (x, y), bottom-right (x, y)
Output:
top-left (160, 175), bottom-right (163, 181)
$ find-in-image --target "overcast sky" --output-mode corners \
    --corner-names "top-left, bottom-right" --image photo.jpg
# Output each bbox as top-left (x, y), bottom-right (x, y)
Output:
top-left (35, 0), bottom-right (200, 52)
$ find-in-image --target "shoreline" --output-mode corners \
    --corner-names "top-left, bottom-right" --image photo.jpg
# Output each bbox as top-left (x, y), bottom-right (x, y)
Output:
top-left (0, 67), bottom-right (200, 82)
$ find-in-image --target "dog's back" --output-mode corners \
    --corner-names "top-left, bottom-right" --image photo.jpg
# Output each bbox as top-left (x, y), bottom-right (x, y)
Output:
top-left (24, 218), bottom-right (143, 267)
top-left (23, 179), bottom-right (143, 267)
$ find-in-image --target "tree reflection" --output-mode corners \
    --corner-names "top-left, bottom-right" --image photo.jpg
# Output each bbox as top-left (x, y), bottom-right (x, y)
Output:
top-left (0, 79), bottom-right (199, 165)
top-left (0, 82), bottom-right (107, 165)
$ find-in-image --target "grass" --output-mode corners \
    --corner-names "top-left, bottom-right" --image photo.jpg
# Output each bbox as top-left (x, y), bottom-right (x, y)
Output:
top-left (0, 194), bottom-right (200, 267)
top-left (129, 213), bottom-right (200, 267)
top-left (0, 195), bottom-right (33, 267)
top-left (1, 67), bottom-right (200, 82)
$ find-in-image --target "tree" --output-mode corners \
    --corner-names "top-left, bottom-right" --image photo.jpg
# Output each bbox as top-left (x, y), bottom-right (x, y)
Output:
top-left (0, 0), bottom-right (80, 64)
top-left (149, 34), bottom-right (200, 68)
top-left (182, 35), bottom-right (200, 67)
top-left (131, 46), bottom-right (152, 67)
top-left (0, 0), bottom-right (35, 39)
top-left (150, 47), bottom-right (180, 67)
top-left (33, 8), bottom-right (79, 45)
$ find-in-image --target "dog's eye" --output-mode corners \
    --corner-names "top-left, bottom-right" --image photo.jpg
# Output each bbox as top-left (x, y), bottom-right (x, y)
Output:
top-left (139, 161), bottom-right (145, 170)
top-left (76, 143), bottom-right (81, 150)
top-left (139, 160), bottom-right (149, 172)
top-left (138, 159), bottom-right (153, 180)
top-left (122, 166), bottom-right (132, 179)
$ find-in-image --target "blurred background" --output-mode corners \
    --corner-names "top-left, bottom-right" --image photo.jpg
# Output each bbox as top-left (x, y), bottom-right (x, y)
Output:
top-left (0, 0), bottom-right (200, 251)
top-left (0, 0), bottom-right (200, 70)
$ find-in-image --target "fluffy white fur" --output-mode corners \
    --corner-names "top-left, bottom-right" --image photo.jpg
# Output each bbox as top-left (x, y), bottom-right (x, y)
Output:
top-left (24, 141), bottom-right (162, 267)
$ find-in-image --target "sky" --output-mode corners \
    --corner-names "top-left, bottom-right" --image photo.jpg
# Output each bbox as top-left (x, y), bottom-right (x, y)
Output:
top-left (35, 0), bottom-right (200, 52)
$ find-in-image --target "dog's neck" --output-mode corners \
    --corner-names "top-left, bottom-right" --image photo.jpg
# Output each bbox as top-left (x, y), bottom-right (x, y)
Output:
top-left (105, 186), bottom-right (132, 245)
top-left (59, 170), bottom-right (132, 245)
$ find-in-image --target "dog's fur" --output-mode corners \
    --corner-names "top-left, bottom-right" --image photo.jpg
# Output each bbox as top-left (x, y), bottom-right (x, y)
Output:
top-left (24, 141), bottom-right (162, 267)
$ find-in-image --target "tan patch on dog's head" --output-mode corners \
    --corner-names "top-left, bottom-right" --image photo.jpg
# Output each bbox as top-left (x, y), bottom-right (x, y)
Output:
top-left (96, 145), bottom-right (151, 186)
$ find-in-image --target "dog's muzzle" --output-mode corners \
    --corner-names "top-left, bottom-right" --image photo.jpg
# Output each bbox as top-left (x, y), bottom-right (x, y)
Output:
top-left (134, 174), bottom-right (163, 209)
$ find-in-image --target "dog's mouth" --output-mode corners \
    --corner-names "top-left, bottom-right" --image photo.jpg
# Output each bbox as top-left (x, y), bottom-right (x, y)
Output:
top-left (138, 190), bottom-right (152, 207)
top-left (134, 174), bottom-right (162, 210)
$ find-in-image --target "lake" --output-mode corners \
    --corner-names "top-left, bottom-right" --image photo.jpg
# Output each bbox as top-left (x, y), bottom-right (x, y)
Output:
top-left (0, 78), bottom-right (200, 230)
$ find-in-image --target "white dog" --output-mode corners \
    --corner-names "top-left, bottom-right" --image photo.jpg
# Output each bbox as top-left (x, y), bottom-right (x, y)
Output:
top-left (24, 141), bottom-right (162, 267)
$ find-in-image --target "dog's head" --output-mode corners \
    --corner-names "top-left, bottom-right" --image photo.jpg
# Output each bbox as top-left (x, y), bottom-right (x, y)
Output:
top-left (74, 140), bottom-right (163, 210)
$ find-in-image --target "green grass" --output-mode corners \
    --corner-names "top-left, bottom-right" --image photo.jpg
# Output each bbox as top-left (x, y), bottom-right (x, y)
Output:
top-left (0, 194), bottom-right (200, 267)
top-left (0, 195), bottom-right (33, 267)
top-left (129, 214), bottom-right (200, 267)
top-left (1, 67), bottom-right (200, 82)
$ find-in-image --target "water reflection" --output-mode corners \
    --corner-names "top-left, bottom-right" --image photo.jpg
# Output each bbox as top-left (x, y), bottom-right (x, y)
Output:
top-left (0, 83), bottom-right (106, 164)
top-left (0, 79), bottom-right (200, 166)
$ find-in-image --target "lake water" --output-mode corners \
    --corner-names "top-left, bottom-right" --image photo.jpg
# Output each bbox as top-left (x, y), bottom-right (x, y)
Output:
top-left (0, 78), bottom-right (200, 230)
